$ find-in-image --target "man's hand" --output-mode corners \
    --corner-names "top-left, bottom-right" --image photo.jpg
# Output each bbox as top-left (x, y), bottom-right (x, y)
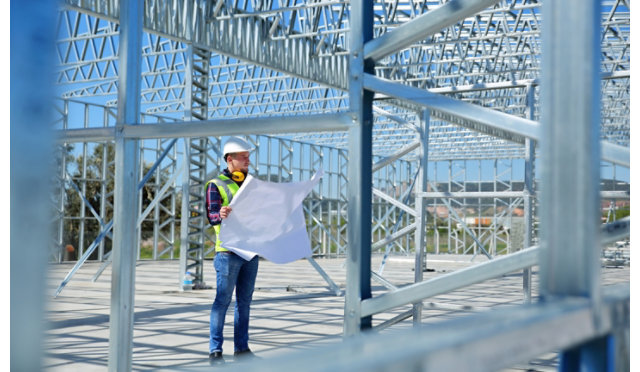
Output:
top-left (220, 206), bottom-right (232, 219)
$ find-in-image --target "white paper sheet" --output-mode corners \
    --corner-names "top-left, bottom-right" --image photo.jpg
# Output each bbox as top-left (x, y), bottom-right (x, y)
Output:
top-left (218, 170), bottom-right (323, 264)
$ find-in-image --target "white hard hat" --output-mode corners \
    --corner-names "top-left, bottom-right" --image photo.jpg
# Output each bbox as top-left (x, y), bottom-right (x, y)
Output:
top-left (223, 136), bottom-right (253, 158)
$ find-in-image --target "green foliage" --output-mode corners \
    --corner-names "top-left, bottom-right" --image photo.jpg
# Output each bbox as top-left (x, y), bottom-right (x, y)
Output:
top-left (613, 207), bottom-right (630, 220)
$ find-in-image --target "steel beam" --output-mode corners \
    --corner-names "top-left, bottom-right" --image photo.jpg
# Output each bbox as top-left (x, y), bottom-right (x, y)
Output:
top-left (361, 246), bottom-right (538, 318)
top-left (418, 191), bottom-right (525, 199)
top-left (600, 142), bottom-right (630, 168)
top-left (108, 0), bottom-right (142, 370)
top-left (426, 71), bottom-right (628, 95)
top-left (54, 113), bottom-right (354, 143)
top-left (371, 223), bottom-right (417, 251)
top-left (306, 257), bottom-right (342, 296)
top-left (372, 188), bottom-right (416, 217)
top-left (364, 0), bottom-right (500, 62)
top-left (364, 73), bottom-right (539, 144)
top-left (372, 141), bottom-right (420, 172)
top-left (365, 74), bottom-right (629, 166)
top-left (600, 217), bottom-right (630, 246)
top-left (64, 0), bottom-right (350, 89)
top-left (214, 285), bottom-right (629, 372)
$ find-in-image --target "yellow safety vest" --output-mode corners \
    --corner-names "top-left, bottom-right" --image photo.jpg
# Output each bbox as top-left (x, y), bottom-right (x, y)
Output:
top-left (205, 174), bottom-right (240, 252)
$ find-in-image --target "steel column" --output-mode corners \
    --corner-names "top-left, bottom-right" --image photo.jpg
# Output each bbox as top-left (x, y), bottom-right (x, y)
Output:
top-left (523, 83), bottom-right (536, 304)
top-left (10, 1), bottom-right (57, 370)
top-left (523, 138), bottom-right (534, 304)
top-left (99, 123), bottom-right (110, 261)
top-left (413, 110), bottom-right (429, 324)
top-left (540, 0), bottom-right (602, 302)
top-left (540, 0), bottom-right (607, 369)
top-left (344, 0), bottom-right (374, 335)
top-left (108, 0), bottom-right (143, 370)
top-left (179, 44), bottom-right (211, 289)
top-left (79, 126), bottom-right (88, 258)
top-left (179, 141), bottom-right (191, 289)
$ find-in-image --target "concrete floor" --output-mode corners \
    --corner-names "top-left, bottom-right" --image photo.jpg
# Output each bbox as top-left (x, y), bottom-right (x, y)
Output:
top-left (43, 254), bottom-right (630, 371)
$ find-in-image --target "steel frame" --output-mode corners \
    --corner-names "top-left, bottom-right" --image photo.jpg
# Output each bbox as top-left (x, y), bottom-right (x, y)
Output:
top-left (38, 0), bottom-right (631, 371)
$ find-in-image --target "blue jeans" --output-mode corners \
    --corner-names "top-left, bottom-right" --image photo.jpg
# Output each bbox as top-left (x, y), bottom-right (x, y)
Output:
top-left (209, 252), bottom-right (259, 354)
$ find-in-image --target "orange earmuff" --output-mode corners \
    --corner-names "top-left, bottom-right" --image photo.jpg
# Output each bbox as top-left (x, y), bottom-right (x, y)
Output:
top-left (231, 171), bottom-right (245, 182)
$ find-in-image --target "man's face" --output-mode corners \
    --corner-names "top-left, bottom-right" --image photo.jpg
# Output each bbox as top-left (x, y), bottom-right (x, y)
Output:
top-left (227, 151), bottom-right (250, 173)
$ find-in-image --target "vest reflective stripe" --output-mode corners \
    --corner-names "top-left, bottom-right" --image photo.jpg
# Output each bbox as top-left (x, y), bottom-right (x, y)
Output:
top-left (212, 177), bottom-right (236, 205)
top-left (206, 174), bottom-right (240, 252)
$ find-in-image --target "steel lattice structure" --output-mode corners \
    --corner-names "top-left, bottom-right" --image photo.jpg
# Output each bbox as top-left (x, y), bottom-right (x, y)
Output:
top-left (56, 0), bottom-right (629, 156)
top-left (39, 0), bottom-right (631, 371)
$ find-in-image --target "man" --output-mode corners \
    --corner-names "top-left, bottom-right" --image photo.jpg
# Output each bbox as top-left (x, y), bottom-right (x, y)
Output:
top-left (205, 136), bottom-right (259, 365)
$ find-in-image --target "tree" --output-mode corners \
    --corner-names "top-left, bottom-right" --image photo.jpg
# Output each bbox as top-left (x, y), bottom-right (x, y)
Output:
top-left (59, 142), bottom-right (180, 261)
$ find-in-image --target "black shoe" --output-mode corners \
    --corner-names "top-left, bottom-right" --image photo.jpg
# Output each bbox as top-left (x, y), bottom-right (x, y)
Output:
top-left (234, 349), bottom-right (257, 360)
top-left (209, 351), bottom-right (224, 365)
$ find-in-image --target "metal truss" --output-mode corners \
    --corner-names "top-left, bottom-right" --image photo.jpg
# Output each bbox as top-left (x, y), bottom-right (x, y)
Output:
top-left (177, 45), bottom-right (212, 288)
top-left (56, 0), bottom-right (629, 160)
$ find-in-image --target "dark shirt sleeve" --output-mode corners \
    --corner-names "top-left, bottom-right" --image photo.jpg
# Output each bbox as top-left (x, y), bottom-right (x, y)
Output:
top-left (206, 182), bottom-right (223, 226)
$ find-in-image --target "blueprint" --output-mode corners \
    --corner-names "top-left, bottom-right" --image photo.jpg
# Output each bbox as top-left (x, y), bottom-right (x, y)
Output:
top-left (218, 169), bottom-right (323, 264)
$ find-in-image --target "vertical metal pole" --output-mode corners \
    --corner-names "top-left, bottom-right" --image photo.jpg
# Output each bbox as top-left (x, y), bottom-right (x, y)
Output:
top-left (108, 0), bottom-right (142, 370)
top-left (179, 44), bottom-right (195, 289)
top-left (179, 43), bottom-right (210, 288)
top-left (179, 141), bottom-right (191, 289)
top-left (99, 119), bottom-right (109, 261)
top-left (11, 1), bottom-right (56, 370)
top-left (80, 109), bottom-right (88, 257)
top-left (344, 0), bottom-right (374, 336)
top-left (153, 140), bottom-right (161, 260)
top-left (540, 0), bottom-right (604, 368)
top-left (523, 138), bottom-right (534, 304)
top-left (447, 161), bottom-right (453, 252)
top-left (413, 110), bottom-right (429, 325)
top-left (178, 43), bottom-right (195, 286)
top-left (540, 0), bottom-right (601, 301)
top-left (523, 84), bottom-right (535, 304)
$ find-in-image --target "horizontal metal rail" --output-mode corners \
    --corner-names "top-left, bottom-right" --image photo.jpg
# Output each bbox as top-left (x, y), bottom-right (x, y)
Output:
top-left (365, 0), bottom-right (501, 62)
top-left (54, 113), bottom-right (354, 142)
top-left (221, 284), bottom-right (629, 372)
top-left (363, 216), bottom-right (629, 318)
top-left (362, 246), bottom-right (539, 317)
top-left (418, 191), bottom-right (525, 199)
top-left (364, 74), bottom-right (630, 167)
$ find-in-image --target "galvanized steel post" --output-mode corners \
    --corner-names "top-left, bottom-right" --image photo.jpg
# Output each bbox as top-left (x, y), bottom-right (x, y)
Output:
top-left (413, 110), bottom-right (430, 324)
top-left (540, 0), bottom-right (602, 305)
top-left (108, 0), bottom-right (143, 370)
top-left (540, 0), bottom-right (606, 368)
top-left (10, 1), bottom-right (57, 370)
top-left (523, 84), bottom-right (536, 304)
top-left (344, 0), bottom-right (374, 335)
top-left (179, 140), bottom-right (191, 290)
